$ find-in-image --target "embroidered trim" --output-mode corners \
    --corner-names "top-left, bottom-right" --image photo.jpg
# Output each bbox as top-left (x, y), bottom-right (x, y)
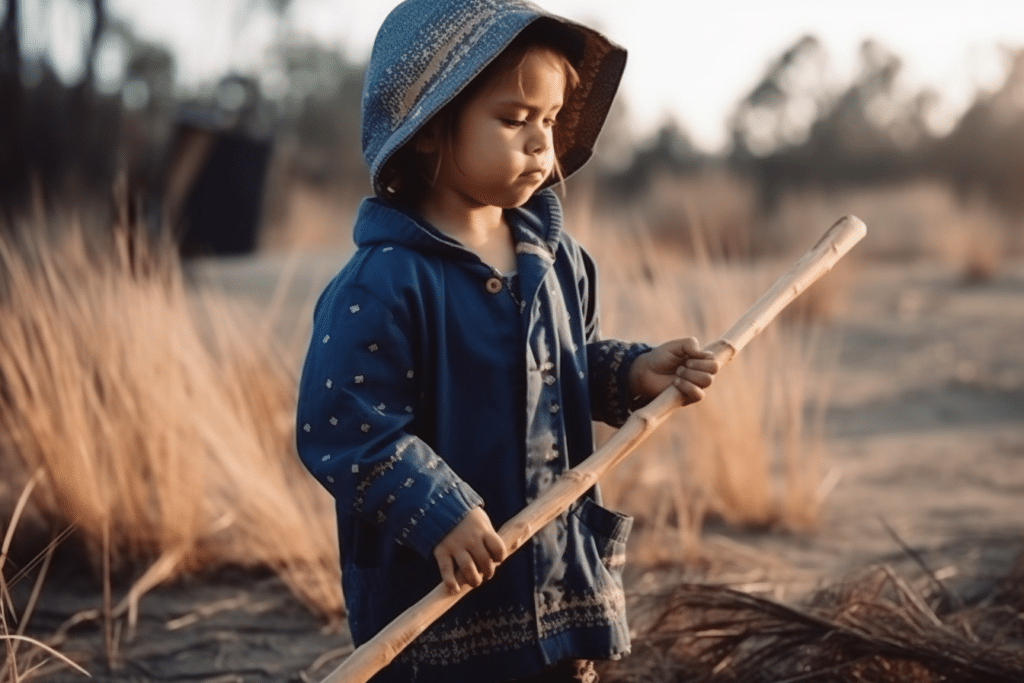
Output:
top-left (352, 444), bottom-right (408, 512)
top-left (398, 585), bottom-right (627, 667)
top-left (400, 606), bottom-right (534, 667)
top-left (398, 478), bottom-right (460, 541)
top-left (537, 585), bottom-right (626, 639)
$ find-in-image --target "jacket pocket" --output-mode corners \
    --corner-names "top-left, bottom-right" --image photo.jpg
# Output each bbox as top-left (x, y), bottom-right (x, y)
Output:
top-left (572, 497), bottom-right (632, 573)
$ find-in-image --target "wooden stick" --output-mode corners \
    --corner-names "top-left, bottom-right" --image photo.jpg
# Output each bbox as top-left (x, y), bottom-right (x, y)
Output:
top-left (318, 215), bottom-right (867, 683)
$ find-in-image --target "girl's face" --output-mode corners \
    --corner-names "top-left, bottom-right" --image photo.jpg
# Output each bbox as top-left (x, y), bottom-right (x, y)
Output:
top-left (420, 47), bottom-right (566, 210)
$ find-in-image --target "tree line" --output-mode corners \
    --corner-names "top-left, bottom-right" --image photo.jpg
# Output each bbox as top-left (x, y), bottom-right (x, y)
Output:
top-left (2, 4), bottom-right (1022, 245)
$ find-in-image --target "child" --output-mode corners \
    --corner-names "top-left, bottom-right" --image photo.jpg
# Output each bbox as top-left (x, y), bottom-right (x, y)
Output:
top-left (295, 1), bottom-right (718, 681)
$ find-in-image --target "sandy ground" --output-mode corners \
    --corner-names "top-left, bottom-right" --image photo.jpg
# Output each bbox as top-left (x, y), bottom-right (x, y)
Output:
top-left (22, 254), bottom-right (1024, 682)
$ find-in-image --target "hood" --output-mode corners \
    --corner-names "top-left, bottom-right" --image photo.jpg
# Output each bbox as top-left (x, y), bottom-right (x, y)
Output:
top-left (361, 0), bottom-right (626, 199)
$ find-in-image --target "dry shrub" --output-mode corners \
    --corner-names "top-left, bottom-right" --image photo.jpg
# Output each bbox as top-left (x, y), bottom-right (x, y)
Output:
top-left (0, 210), bottom-right (341, 627)
top-left (569, 201), bottom-right (835, 565)
top-left (617, 170), bottom-right (760, 260)
top-left (602, 560), bottom-right (1024, 682)
top-left (767, 180), bottom-right (1013, 281)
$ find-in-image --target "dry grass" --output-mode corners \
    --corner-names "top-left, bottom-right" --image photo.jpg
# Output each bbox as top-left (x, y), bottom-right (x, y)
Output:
top-left (567, 197), bottom-right (836, 565)
top-left (1, 475), bottom-right (91, 682)
top-left (0, 206), bottom-right (342, 637)
top-left (601, 557), bottom-right (1024, 682)
top-left (766, 180), bottom-right (1016, 282)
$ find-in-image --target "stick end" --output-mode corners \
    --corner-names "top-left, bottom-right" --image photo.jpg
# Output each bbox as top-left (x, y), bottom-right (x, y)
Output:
top-left (816, 215), bottom-right (867, 254)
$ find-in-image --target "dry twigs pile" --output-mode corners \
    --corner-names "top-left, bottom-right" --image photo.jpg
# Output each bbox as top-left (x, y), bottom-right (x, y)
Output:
top-left (603, 556), bottom-right (1024, 683)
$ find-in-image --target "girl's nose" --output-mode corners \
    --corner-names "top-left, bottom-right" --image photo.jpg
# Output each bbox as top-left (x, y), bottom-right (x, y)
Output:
top-left (527, 124), bottom-right (550, 156)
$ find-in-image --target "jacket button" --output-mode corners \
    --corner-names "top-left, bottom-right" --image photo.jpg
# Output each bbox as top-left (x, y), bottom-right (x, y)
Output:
top-left (485, 277), bottom-right (503, 294)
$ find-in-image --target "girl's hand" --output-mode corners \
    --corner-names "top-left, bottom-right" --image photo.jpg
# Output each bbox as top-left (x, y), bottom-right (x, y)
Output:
top-left (629, 337), bottom-right (719, 406)
top-left (433, 506), bottom-right (507, 594)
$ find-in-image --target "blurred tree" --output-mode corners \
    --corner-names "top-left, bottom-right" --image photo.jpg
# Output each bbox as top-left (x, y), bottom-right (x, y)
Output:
top-left (729, 35), bottom-right (829, 159)
top-left (0, 0), bottom-right (120, 216)
top-left (729, 37), bottom-right (941, 207)
top-left (0, 0), bottom-right (27, 212)
top-left (270, 37), bottom-right (366, 187)
top-left (596, 117), bottom-right (707, 202)
top-left (935, 48), bottom-right (1024, 214)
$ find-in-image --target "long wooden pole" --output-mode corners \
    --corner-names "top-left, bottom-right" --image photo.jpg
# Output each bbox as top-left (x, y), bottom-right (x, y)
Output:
top-left (318, 215), bottom-right (867, 683)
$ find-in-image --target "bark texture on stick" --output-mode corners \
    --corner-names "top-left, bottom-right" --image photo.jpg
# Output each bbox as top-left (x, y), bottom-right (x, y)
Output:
top-left (318, 215), bottom-right (867, 683)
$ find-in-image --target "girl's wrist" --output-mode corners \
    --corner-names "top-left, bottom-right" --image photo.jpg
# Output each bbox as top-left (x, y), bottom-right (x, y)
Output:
top-left (627, 350), bottom-right (649, 398)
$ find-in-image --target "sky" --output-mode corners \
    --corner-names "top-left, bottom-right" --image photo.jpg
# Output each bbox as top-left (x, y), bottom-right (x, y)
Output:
top-left (25, 0), bottom-right (1024, 152)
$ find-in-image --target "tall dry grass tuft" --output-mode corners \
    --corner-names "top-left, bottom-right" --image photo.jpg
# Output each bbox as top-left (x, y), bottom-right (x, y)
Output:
top-left (1, 475), bottom-right (91, 681)
top-left (568, 198), bottom-right (835, 565)
top-left (0, 208), bottom-right (341, 629)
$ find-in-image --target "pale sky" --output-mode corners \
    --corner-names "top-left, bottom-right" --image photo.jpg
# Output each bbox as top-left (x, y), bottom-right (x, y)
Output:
top-left (51, 0), bottom-right (1024, 151)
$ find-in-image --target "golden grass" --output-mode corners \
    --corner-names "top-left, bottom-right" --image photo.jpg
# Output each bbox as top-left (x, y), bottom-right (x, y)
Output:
top-left (766, 180), bottom-right (1015, 281)
top-left (1, 475), bottom-right (91, 682)
top-left (0, 209), bottom-right (342, 634)
top-left (567, 197), bottom-right (835, 565)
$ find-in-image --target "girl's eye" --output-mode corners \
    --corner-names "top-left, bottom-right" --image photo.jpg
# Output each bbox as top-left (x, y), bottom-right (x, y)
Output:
top-left (502, 119), bottom-right (526, 128)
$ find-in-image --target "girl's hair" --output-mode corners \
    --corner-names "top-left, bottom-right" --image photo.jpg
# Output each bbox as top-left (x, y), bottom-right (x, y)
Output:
top-left (380, 21), bottom-right (581, 209)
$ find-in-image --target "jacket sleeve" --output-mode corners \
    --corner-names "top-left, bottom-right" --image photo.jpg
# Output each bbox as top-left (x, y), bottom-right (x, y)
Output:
top-left (295, 280), bottom-right (483, 559)
top-left (573, 243), bottom-right (652, 428)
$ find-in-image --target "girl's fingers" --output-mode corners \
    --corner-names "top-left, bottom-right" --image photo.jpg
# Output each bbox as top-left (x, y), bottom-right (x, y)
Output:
top-left (467, 544), bottom-right (497, 581)
top-left (436, 555), bottom-right (459, 594)
top-left (679, 337), bottom-right (702, 355)
top-left (457, 550), bottom-right (483, 587)
top-left (677, 367), bottom-right (715, 388)
top-left (679, 359), bottom-right (719, 376)
top-left (484, 533), bottom-right (508, 563)
top-left (672, 377), bottom-right (705, 404)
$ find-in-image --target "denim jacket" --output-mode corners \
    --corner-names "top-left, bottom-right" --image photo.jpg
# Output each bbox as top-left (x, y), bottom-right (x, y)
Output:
top-left (296, 189), bottom-right (649, 681)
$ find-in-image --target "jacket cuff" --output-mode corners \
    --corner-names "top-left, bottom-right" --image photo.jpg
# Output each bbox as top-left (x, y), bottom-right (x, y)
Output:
top-left (588, 340), bottom-right (652, 428)
top-left (400, 480), bottom-right (485, 559)
top-left (612, 342), bottom-right (653, 426)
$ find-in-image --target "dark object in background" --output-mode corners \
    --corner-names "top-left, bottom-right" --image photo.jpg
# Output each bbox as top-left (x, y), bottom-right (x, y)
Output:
top-left (167, 76), bottom-right (275, 257)
top-left (174, 127), bottom-right (272, 256)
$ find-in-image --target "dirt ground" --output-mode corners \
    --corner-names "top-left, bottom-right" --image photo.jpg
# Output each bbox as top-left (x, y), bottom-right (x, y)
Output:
top-left (20, 256), bottom-right (1024, 682)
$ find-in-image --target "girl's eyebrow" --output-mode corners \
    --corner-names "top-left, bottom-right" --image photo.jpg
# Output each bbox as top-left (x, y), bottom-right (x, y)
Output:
top-left (493, 98), bottom-right (563, 114)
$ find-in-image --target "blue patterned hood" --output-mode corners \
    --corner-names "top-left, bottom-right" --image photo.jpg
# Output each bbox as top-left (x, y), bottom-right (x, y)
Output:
top-left (361, 0), bottom-right (627, 197)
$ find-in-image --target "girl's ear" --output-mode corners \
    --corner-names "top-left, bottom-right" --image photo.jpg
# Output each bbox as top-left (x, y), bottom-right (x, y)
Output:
top-left (414, 123), bottom-right (441, 154)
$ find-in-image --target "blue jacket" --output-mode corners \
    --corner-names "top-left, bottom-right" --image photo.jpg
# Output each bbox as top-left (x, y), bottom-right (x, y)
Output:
top-left (296, 189), bottom-right (649, 681)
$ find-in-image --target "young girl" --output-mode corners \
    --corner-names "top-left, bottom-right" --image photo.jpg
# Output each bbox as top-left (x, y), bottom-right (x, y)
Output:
top-left (296, 1), bottom-right (718, 681)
